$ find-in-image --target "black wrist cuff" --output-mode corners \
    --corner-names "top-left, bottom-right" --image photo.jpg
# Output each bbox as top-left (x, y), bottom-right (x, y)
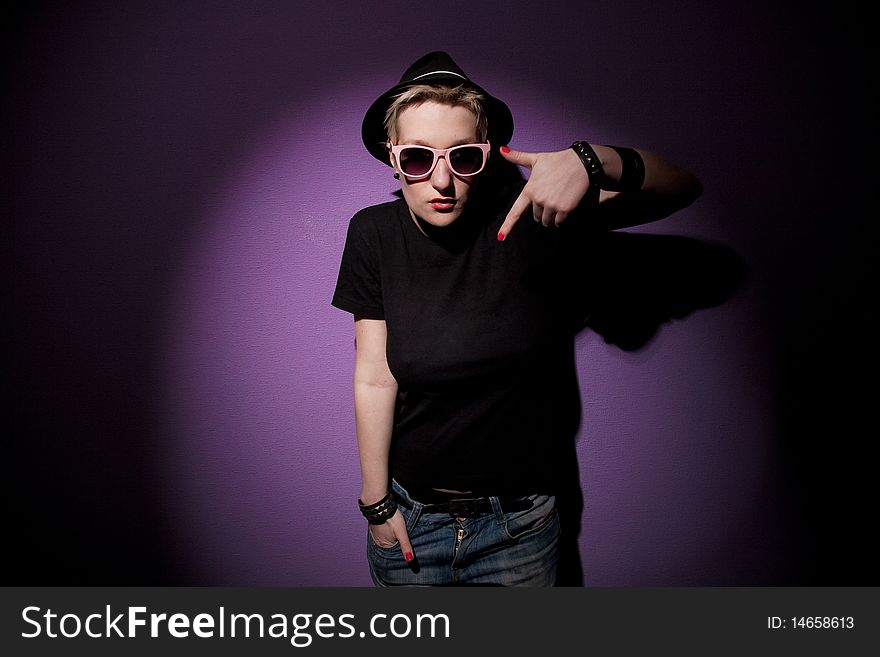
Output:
top-left (358, 491), bottom-right (397, 525)
top-left (605, 145), bottom-right (645, 193)
top-left (570, 141), bottom-right (606, 189)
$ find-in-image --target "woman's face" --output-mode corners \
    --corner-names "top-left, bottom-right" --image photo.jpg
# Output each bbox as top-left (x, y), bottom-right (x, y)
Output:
top-left (390, 101), bottom-right (483, 228)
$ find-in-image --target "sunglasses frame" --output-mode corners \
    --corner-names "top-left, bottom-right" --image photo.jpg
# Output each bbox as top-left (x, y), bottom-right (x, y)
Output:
top-left (389, 142), bottom-right (491, 179)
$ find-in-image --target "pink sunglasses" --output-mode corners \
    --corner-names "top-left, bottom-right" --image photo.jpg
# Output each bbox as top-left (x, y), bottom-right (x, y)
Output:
top-left (389, 143), bottom-right (491, 179)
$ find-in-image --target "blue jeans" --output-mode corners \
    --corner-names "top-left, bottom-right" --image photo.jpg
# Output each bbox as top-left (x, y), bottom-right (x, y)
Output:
top-left (367, 479), bottom-right (560, 586)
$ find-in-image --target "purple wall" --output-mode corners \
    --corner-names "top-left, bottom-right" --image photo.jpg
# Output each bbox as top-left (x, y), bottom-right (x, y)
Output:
top-left (8, 2), bottom-right (872, 585)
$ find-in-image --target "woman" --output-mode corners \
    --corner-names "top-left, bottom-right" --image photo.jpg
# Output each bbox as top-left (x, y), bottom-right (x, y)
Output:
top-left (331, 51), bottom-right (702, 586)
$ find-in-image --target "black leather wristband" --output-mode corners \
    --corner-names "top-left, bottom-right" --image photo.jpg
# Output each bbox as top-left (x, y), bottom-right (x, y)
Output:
top-left (358, 491), bottom-right (397, 525)
top-left (605, 145), bottom-right (645, 193)
top-left (570, 141), bottom-right (606, 189)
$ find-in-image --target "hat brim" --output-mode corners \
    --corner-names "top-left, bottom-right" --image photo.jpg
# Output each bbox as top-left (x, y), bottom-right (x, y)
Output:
top-left (361, 73), bottom-right (514, 166)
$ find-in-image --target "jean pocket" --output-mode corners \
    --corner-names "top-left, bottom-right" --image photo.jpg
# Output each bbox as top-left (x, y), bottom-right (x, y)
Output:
top-left (367, 501), bottom-right (422, 552)
top-left (501, 494), bottom-right (557, 541)
top-left (368, 525), bottom-right (399, 550)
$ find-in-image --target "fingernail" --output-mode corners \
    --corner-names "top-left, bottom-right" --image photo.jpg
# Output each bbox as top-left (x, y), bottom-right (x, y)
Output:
top-left (500, 145), bottom-right (510, 154)
top-left (497, 231), bottom-right (505, 241)
top-left (404, 551), bottom-right (414, 562)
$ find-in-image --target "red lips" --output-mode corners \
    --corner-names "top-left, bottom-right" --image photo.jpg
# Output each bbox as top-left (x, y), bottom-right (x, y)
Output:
top-left (430, 198), bottom-right (456, 211)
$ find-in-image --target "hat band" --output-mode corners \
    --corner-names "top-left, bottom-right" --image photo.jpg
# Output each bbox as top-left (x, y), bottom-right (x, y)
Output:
top-left (412, 70), bottom-right (467, 80)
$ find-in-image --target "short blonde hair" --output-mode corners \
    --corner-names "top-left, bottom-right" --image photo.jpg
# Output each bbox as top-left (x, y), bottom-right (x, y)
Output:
top-left (384, 84), bottom-right (488, 144)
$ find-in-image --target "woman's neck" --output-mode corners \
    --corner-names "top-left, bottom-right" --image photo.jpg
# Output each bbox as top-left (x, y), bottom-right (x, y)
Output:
top-left (409, 207), bottom-right (483, 252)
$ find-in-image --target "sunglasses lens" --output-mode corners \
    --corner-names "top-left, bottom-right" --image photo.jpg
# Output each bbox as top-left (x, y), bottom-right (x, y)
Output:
top-left (398, 147), bottom-right (434, 177)
top-left (449, 146), bottom-right (485, 175)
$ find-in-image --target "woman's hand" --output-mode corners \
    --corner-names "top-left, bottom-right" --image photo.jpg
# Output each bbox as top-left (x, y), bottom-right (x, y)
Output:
top-left (497, 146), bottom-right (590, 237)
top-left (369, 509), bottom-right (415, 563)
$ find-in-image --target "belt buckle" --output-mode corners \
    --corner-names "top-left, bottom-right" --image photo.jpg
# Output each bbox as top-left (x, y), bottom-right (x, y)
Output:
top-left (447, 498), bottom-right (482, 518)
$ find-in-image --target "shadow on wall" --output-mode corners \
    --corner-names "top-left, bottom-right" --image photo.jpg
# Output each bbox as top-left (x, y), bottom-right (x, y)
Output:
top-left (555, 232), bottom-right (750, 586)
top-left (582, 232), bottom-right (749, 350)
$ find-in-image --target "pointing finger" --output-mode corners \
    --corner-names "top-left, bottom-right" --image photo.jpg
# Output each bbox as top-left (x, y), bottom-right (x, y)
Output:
top-left (498, 189), bottom-right (532, 241)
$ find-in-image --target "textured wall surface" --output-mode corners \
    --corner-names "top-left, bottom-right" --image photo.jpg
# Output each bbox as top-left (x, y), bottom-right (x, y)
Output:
top-left (8, 1), bottom-right (871, 585)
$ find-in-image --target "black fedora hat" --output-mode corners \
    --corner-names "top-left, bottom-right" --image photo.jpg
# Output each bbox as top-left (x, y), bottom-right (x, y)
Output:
top-left (361, 51), bottom-right (514, 166)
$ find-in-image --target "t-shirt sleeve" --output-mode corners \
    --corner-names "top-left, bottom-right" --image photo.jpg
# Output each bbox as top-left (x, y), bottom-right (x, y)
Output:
top-left (331, 212), bottom-right (384, 319)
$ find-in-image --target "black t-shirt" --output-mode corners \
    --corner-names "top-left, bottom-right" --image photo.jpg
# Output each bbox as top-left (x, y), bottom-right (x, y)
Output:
top-left (331, 180), bottom-right (594, 496)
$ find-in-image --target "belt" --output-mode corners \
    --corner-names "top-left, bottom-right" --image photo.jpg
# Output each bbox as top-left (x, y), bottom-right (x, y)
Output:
top-left (393, 491), bottom-right (533, 518)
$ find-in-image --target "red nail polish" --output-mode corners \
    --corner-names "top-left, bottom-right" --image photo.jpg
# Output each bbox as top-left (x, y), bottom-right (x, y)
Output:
top-left (497, 231), bottom-right (505, 241)
top-left (404, 551), bottom-right (414, 562)
top-left (500, 145), bottom-right (510, 154)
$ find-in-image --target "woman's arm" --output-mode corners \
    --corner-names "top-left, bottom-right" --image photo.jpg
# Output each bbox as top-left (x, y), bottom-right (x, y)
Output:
top-left (594, 145), bottom-right (703, 229)
top-left (353, 317), bottom-right (414, 560)
top-left (496, 144), bottom-right (702, 236)
top-left (354, 317), bottom-right (397, 505)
